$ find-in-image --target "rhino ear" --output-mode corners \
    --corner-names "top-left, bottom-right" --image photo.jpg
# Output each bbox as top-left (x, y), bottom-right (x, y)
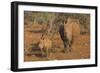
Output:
top-left (64, 19), bottom-right (68, 24)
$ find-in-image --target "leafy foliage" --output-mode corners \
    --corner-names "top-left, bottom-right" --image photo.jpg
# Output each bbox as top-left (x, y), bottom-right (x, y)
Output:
top-left (24, 11), bottom-right (90, 34)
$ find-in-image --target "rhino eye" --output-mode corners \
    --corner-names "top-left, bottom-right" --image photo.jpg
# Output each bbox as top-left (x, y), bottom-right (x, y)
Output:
top-left (50, 31), bottom-right (52, 33)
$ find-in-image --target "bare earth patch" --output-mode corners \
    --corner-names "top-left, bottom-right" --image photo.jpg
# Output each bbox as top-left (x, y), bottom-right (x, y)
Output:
top-left (24, 25), bottom-right (90, 62)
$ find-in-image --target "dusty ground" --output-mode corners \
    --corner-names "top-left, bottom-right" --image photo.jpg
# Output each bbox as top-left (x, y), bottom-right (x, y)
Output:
top-left (24, 24), bottom-right (90, 62)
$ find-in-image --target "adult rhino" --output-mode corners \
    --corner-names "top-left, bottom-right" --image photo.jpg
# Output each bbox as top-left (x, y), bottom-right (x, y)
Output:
top-left (59, 17), bottom-right (80, 52)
